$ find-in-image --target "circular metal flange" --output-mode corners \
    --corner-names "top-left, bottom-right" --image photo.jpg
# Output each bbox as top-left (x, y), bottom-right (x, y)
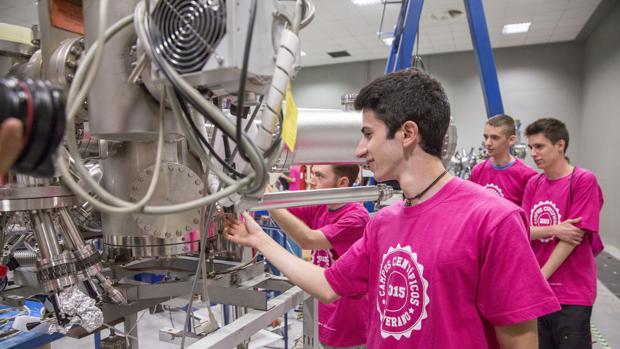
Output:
top-left (48, 37), bottom-right (84, 87)
top-left (130, 162), bottom-right (203, 239)
top-left (0, 186), bottom-right (75, 212)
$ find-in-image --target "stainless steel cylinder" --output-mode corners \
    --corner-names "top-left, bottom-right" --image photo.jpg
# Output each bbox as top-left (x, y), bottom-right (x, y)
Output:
top-left (31, 210), bottom-right (62, 260)
top-left (246, 185), bottom-right (394, 211)
top-left (100, 142), bottom-right (203, 260)
top-left (274, 108), bottom-right (364, 170)
top-left (82, 0), bottom-right (180, 140)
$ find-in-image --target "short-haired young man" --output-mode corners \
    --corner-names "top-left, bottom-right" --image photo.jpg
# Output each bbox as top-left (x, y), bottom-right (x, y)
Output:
top-left (470, 114), bottom-right (537, 206)
top-left (266, 164), bottom-right (370, 348)
top-left (522, 118), bottom-right (604, 349)
top-left (225, 70), bottom-right (560, 348)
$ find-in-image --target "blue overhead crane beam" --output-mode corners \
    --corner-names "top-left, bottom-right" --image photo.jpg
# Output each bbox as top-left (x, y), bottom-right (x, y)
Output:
top-left (385, 0), bottom-right (504, 118)
top-left (385, 0), bottom-right (425, 73)
top-left (464, 0), bottom-right (504, 117)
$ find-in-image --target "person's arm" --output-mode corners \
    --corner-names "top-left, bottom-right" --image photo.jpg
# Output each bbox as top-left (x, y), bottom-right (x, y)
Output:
top-left (279, 174), bottom-right (294, 182)
top-left (224, 213), bottom-right (339, 303)
top-left (495, 320), bottom-right (538, 349)
top-left (530, 217), bottom-right (584, 244)
top-left (540, 240), bottom-right (577, 279)
top-left (268, 208), bottom-right (332, 250)
top-left (0, 118), bottom-right (23, 175)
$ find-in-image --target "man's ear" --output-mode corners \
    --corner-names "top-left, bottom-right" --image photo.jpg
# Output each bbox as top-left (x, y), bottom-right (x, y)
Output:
top-left (336, 176), bottom-right (350, 188)
top-left (556, 139), bottom-right (566, 154)
top-left (401, 120), bottom-right (419, 147)
top-left (508, 134), bottom-right (516, 146)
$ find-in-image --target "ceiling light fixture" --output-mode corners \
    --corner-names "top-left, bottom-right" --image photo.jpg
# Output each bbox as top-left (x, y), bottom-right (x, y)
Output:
top-left (382, 37), bottom-right (394, 46)
top-left (502, 22), bottom-right (531, 34)
top-left (351, 0), bottom-right (383, 6)
top-left (301, 51), bottom-right (307, 56)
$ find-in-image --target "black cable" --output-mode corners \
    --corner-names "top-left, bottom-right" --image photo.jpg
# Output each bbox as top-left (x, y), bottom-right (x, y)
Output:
top-left (174, 89), bottom-right (245, 178)
top-left (235, 0), bottom-right (258, 161)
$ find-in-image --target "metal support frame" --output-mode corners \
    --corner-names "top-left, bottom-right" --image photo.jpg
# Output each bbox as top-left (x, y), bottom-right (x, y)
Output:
top-left (463, 0), bottom-right (504, 117)
top-left (186, 287), bottom-right (310, 349)
top-left (302, 296), bottom-right (319, 349)
top-left (385, 0), bottom-right (424, 74)
top-left (124, 313), bottom-right (139, 349)
top-left (385, 0), bottom-right (504, 117)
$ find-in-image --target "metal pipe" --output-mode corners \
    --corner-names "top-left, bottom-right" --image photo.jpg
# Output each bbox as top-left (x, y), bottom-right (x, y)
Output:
top-left (57, 208), bottom-right (85, 249)
top-left (124, 313), bottom-right (139, 349)
top-left (246, 185), bottom-right (393, 211)
top-left (31, 211), bottom-right (62, 260)
top-left (57, 207), bottom-right (126, 304)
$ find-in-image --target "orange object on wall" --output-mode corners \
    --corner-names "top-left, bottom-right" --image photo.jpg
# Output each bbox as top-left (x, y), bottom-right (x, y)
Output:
top-left (50, 0), bottom-right (84, 35)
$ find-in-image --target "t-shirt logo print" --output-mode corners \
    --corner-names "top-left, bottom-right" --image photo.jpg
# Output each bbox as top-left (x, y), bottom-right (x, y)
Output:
top-left (312, 249), bottom-right (334, 268)
top-left (530, 200), bottom-right (562, 243)
top-left (484, 183), bottom-right (504, 197)
top-left (377, 244), bottom-right (429, 340)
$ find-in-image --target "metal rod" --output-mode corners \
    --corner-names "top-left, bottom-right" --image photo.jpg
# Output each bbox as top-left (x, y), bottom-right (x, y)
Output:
top-left (187, 287), bottom-right (306, 349)
top-left (124, 313), bottom-right (139, 349)
top-left (30, 211), bottom-right (62, 260)
top-left (247, 185), bottom-right (393, 211)
top-left (57, 208), bottom-right (86, 249)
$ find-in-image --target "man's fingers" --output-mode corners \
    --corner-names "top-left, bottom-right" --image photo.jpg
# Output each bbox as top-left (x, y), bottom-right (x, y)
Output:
top-left (242, 212), bottom-right (262, 231)
top-left (0, 118), bottom-right (24, 174)
top-left (573, 229), bottom-right (585, 237)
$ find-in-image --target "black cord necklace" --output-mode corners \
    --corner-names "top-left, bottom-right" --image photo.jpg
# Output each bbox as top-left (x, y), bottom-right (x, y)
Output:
top-left (403, 170), bottom-right (448, 206)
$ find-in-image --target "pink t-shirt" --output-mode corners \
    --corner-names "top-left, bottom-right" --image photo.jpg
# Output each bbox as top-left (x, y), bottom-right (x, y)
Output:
top-left (288, 166), bottom-right (302, 191)
top-left (521, 167), bottom-right (604, 306)
top-left (325, 178), bottom-right (559, 348)
top-left (289, 202), bottom-right (370, 346)
top-left (470, 158), bottom-right (537, 206)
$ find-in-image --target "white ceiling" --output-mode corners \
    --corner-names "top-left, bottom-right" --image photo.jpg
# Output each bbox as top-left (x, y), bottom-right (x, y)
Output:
top-left (0, 0), bottom-right (602, 67)
top-left (298, 0), bottom-right (601, 66)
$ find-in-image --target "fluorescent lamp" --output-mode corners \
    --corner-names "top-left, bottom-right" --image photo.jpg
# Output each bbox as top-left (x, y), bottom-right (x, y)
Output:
top-left (382, 37), bottom-right (394, 46)
top-left (502, 22), bottom-right (531, 34)
top-left (351, 0), bottom-right (382, 6)
top-left (301, 50), bottom-right (307, 56)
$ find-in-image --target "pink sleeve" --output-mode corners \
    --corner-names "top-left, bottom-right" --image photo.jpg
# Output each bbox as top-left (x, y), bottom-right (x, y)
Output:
top-left (520, 177), bottom-right (536, 225)
top-left (320, 211), bottom-right (369, 257)
top-left (523, 167), bottom-right (538, 187)
top-left (470, 163), bottom-right (481, 183)
top-left (569, 171), bottom-right (603, 234)
top-left (324, 221), bottom-right (373, 298)
top-left (477, 210), bottom-right (560, 325)
top-left (287, 206), bottom-right (315, 227)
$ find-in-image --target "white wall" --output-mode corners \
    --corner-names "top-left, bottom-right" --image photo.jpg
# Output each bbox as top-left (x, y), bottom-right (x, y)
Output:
top-left (294, 41), bottom-right (584, 166)
top-left (579, 0), bottom-right (620, 249)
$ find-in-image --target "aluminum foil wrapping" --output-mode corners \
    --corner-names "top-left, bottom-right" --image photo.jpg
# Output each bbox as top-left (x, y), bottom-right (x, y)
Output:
top-left (57, 286), bottom-right (104, 332)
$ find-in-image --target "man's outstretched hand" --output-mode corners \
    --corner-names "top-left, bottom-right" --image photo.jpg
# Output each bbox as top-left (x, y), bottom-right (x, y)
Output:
top-left (223, 212), bottom-right (266, 249)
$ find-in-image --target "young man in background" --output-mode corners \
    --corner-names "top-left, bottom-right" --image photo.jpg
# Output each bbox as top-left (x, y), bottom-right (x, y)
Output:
top-left (470, 114), bottom-right (537, 206)
top-left (522, 118), bottom-right (604, 349)
top-left (267, 164), bottom-right (369, 348)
